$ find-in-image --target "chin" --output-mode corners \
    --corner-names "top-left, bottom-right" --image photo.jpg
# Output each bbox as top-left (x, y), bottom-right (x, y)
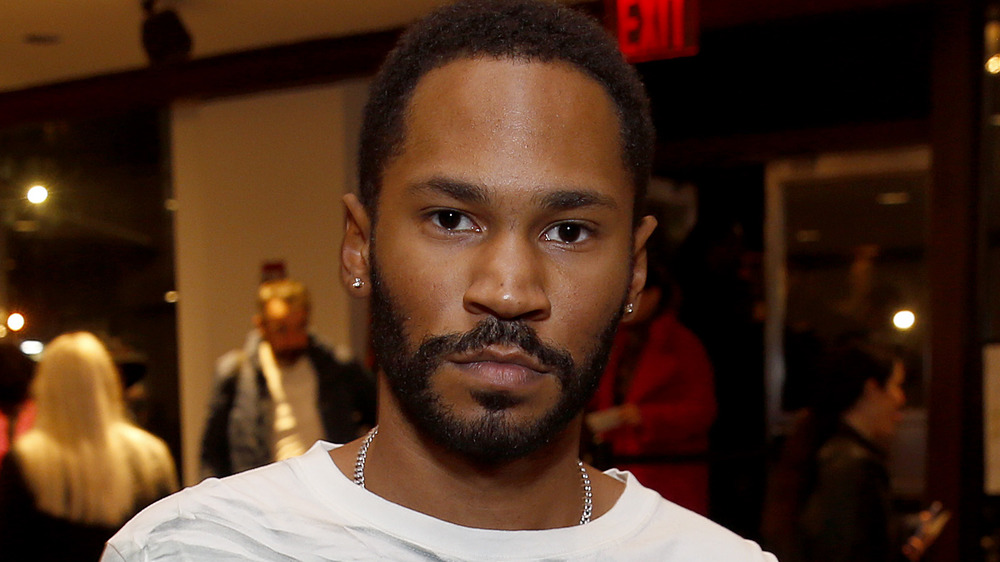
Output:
top-left (402, 387), bottom-right (577, 464)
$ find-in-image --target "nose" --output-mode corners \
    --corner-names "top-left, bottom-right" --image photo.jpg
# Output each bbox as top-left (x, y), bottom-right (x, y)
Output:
top-left (463, 232), bottom-right (551, 321)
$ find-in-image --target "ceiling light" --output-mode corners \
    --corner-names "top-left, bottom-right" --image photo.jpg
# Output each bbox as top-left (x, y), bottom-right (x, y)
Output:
top-left (7, 313), bottom-right (25, 332)
top-left (26, 185), bottom-right (48, 204)
top-left (893, 310), bottom-right (916, 330)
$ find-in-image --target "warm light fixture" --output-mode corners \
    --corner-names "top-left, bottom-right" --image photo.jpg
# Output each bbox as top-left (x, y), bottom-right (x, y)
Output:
top-left (20, 340), bottom-right (43, 356)
top-left (893, 310), bottom-right (916, 330)
top-left (7, 313), bottom-right (25, 332)
top-left (988, 54), bottom-right (1000, 74)
top-left (26, 184), bottom-right (48, 204)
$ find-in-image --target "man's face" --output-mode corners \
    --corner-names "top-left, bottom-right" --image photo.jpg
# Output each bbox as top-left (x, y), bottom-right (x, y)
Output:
top-left (257, 299), bottom-right (310, 365)
top-left (867, 360), bottom-right (907, 443)
top-left (354, 57), bottom-right (655, 462)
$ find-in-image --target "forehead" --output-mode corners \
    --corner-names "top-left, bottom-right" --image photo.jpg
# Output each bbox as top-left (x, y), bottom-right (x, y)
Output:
top-left (381, 57), bottom-right (631, 206)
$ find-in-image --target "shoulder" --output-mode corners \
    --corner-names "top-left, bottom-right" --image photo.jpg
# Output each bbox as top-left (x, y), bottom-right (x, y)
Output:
top-left (107, 475), bottom-right (277, 559)
top-left (105, 480), bottom-right (225, 559)
top-left (117, 424), bottom-right (172, 457)
top-left (816, 433), bottom-right (887, 486)
top-left (818, 433), bottom-right (883, 469)
top-left (6, 431), bottom-right (51, 478)
top-left (107, 443), bottom-right (345, 559)
top-left (598, 470), bottom-right (776, 560)
top-left (214, 349), bottom-right (247, 379)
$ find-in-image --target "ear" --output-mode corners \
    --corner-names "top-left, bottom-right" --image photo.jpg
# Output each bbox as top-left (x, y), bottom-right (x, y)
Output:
top-left (862, 377), bottom-right (882, 397)
top-left (341, 193), bottom-right (373, 297)
top-left (626, 215), bottom-right (658, 310)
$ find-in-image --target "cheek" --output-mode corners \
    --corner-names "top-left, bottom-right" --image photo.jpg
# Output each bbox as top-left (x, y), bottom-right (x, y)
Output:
top-left (556, 283), bottom-right (618, 325)
top-left (547, 260), bottom-right (629, 343)
top-left (377, 241), bottom-right (469, 335)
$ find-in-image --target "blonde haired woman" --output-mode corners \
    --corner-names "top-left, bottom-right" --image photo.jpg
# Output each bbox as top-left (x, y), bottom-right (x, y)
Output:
top-left (0, 332), bottom-right (177, 560)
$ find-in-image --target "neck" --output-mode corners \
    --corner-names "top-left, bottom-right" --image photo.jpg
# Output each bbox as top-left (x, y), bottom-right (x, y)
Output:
top-left (840, 410), bottom-right (882, 448)
top-left (330, 391), bottom-right (623, 530)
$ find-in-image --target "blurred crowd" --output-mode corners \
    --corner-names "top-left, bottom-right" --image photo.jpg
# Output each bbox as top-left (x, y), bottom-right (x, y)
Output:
top-left (0, 231), bottom-right (925, 562)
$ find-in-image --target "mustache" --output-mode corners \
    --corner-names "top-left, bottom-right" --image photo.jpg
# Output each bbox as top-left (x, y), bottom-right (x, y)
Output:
top-left (413, 316), bottom-right (575, 377)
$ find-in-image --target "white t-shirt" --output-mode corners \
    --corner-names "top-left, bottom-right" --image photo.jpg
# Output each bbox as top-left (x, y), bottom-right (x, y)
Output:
top-left (103, 442), bottom-right (777, 561)
top-left (271, 356), bottom-right (324, 460)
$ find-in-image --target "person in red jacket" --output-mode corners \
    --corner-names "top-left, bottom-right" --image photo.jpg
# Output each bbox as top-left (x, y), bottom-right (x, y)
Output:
top-left (587, 265), bottom-right (717, 515)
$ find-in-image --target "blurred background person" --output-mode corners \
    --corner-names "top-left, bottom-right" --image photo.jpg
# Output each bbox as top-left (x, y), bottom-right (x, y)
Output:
top-left (0, 331), bottom-right (177, 560)
top-left (764, 340), bottom-right (906, 562)
top-left (200, 278), bottom-right (376, 478)
top-left (800, 341), bottom-right (906, 561)
top-left (586, 254), bottom-right (716, 515)
top-left (0, 342), bottom-right (36, 468)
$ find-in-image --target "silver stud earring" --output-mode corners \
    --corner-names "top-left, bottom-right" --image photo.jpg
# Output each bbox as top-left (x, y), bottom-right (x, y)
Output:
top-left (625, 303), bottom-right (634, 314)
top-left (352, 278), bottom-right (364, 289)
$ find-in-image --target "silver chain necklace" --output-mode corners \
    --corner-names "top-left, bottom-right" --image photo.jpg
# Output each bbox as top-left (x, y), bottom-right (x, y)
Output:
top-left (354, 426), bottom-right (593, 525)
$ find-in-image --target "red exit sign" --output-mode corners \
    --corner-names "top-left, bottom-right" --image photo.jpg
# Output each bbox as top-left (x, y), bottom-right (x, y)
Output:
top-left (611, 0), bottom-right (699, 63)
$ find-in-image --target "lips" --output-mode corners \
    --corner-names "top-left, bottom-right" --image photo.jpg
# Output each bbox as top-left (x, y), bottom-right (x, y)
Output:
top-left (449, 346), bottom-right (550, 389)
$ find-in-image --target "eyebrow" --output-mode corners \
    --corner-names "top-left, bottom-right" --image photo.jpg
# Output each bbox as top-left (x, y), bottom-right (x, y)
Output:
top-left (409, 177), bottom-right (619, 212)
top-left (537, 189), bottom-right (618, 212)
top-left (409, 178), bottom-right (489, 205)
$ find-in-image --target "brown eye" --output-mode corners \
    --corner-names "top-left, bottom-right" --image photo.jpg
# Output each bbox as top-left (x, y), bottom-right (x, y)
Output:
top-left (543, 222), bottom-right (591, 244)
top-left (430, 210), bottom-right (477, 231)
top-left (558, 224), bottom-right (582, 243)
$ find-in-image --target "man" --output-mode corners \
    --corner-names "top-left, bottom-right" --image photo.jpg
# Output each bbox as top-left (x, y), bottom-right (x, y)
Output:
top-left (105, 1), bottom-right (776, 559)
top-left (199, 278), bottom-right (375, 478)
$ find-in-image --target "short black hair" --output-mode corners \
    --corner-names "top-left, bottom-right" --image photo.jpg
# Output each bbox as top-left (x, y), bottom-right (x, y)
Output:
top-left (358, 0), bottom-right (654, 222)
top-left (810, 340), bottom-right (897, 419)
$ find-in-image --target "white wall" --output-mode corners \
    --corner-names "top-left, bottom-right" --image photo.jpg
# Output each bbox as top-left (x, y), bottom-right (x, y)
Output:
top-left (170, 80), bottom-right (369, 485)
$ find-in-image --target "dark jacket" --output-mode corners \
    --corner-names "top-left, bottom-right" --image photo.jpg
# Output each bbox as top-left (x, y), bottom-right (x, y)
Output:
top-left (799, 423), bottom-right (894, 562)
top-left (199, 332), bottom-right (376, 478)
top-left (0, 450), bottom-right (172, 561)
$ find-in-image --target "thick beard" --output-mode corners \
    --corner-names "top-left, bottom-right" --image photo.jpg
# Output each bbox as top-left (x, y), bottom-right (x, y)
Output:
top-left (369, 251), bottom-right (627, 465)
